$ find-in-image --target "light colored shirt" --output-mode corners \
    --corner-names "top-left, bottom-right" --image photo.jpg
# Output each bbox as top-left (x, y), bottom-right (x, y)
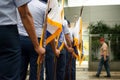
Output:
top-left (17, 0), bottom-right (46, 38)
top-left (63, 20), bottom-right (69, 35)
top-left (62, 20), bottom-right (70, 44)
top-left (58, 20), bottom-right (70, 51)
top-left (100, 42), bottom-right (109, 56)
top-left (0, 0), bottom-right (31, 25)
top-left (68, 27), bottom-right (74, 42)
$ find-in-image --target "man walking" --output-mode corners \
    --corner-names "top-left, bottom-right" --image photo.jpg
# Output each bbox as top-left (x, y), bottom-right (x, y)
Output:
top-left (96, 37), bottom-right (111, 77)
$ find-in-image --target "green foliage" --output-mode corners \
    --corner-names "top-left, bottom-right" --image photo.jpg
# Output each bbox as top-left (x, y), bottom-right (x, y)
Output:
top-left (91, 37), bottom-right (100, 61)
top-left (111, 24), bottom-right (120, 34)
top-left (88, 21), bottom-right (120, 34)
top-left (88, 21), bottom-right (110, 34)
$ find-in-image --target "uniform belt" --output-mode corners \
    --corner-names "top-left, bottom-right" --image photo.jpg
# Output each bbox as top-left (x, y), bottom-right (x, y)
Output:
top-left (20, 35), bottom-right (41, 40)
top-left (0, 24), bottom-right (16, 27)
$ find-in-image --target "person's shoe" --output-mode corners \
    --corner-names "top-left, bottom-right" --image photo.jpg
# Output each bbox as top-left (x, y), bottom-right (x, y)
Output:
top-left (104, 75), bottom-right (111, 78)
top-left (95, 74), bottom-right (100, 78)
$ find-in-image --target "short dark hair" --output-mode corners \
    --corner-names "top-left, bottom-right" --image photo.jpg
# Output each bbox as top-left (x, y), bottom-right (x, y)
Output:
top-left (40, 0), bottom-right (48, 3)
top-left (67, 20), bottom-right (70, 25)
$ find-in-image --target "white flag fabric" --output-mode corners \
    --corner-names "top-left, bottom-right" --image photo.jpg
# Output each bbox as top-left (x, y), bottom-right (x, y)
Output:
top-left (73, 17), bottom-right (85, 64)
top-left (73, 17), bottom-right (82, 47)
top-left (46, 0), bottom-right (63, 45)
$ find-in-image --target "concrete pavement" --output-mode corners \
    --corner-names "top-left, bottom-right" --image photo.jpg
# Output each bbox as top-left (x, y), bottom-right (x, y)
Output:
top-left (76, 61), bottom-right (120, 80)
top-left (26, 61), bottom-right (120, 80)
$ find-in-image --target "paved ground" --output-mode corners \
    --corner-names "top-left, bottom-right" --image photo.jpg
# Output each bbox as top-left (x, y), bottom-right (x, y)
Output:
top-left (26, 61), bottom-right (120, 80)
top-left (76, 70), bottom-right (120, 80)
top-left (76, 61), bottom-right (120, 80)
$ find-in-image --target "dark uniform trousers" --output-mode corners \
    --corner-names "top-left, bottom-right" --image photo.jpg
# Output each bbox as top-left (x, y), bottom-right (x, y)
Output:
top-left (0, 25), bottom-right (21, 80)
top-left (20, 35), bottom-right (44, 80)
top-left (64, 46), bottom-right (77, 80)
top-left (45, 44), bottom-right (66, 80)
top-left (45, 44), bottom-right (54, 80)
top-left (56, 48), bottom-right (66, 80)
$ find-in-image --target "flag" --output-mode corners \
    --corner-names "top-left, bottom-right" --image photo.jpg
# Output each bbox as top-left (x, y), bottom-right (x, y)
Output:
top-left (38, 0), bottom-right (63, 79)
top-left (55, 0), bottom-right (65, 51)
top-left (73, 17), bottom-right (84, 64)
top-left (45, 0), bottom-right (63, 45)
top-left (73, 17), bottom-right (82, 50)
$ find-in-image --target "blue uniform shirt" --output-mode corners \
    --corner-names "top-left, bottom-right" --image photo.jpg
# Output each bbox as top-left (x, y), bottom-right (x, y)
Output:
top-left (0, 0), bottom-right (31, 25)
top-left (63, 19), bottom-right (70, 44)
top-left (63, 20), bottom-right (69, 34)
top-left (58, 20), bottom-right (70, 49)
top-left (18, 0), bottom-right (46, 38)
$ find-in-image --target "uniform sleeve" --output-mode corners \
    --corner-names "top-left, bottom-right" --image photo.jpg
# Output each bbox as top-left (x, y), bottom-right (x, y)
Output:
top-left (62, 20), bottom-right (70, 34)
top-left (14, 0), bottom-right (31, 7)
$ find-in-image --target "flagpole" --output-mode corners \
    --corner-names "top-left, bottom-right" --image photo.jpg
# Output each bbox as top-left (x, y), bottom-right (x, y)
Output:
top-left (79, 6), bottom-right (84, 65)
top-left (80, 6), bottom-right (84, 17)
top-left (37, 0), bottom-right (50, 80)
top-left (54, 0), bottom-right (64, 80)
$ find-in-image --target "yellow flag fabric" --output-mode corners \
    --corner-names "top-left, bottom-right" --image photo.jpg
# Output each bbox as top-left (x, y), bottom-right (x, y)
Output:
top-left (46, 0), bottom-right (63, 45)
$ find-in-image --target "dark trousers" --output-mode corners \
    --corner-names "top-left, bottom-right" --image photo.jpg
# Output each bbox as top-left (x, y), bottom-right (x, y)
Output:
top-left (0, 25), bottom-right (21, 80)
top-left (56, 48), bottom-right (66, 80)
top-left (20, 36), bottom-right (44, 80)
top-left (96, 56), bottom-right (111, 76)
top-left (45, 44), bottom-right (55, 80)
top-left (64, 50), bottom-right (76, 80)
top-left (45, 44), bottom-right (66, 80)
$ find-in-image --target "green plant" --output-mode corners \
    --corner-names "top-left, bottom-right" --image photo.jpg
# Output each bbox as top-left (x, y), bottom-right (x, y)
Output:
top-left (88, 21), bottom-right (110, 34)
top-left (111, 24), bottom-right (120, 34)
top-left (91, 37), bottom-right (100, 61)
